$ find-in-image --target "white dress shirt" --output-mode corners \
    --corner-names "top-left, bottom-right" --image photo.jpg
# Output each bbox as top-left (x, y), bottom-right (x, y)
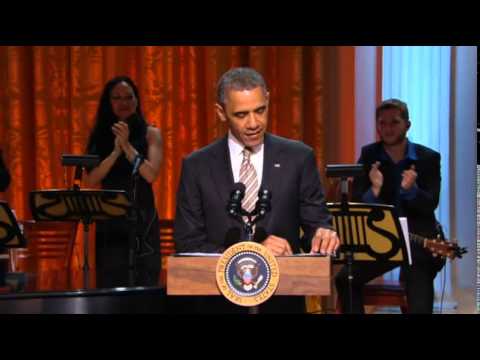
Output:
top-left (228, 131), bottom-right (264, 186)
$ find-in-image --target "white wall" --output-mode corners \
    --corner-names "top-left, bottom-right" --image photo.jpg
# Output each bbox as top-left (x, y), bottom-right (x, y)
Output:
top-left (451, 46), bottom-right (477, 289)
top-left (354, 46), bottom-right (377, 159)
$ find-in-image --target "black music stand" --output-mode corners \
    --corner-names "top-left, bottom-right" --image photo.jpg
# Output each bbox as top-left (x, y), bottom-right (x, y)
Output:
top-left (62, 154), bottom-right (100, 191)
top-left (30, 189), bottom-right (131, 287)
top-left (326, 164), bottom-right (408, 313)
top-left (29, 155), bottom-right (131, 288)
top-left (0, 201), bottom-right (27, 250)
top-left (0, 201), bottom-right (27, 288)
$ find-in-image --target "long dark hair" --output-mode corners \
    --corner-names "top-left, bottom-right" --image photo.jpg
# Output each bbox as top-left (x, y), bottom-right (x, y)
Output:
top-left (86, 76), bottom-right (148, 158)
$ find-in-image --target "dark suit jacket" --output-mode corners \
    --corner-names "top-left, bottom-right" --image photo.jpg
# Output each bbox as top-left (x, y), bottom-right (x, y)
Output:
top-left (352, 141), bottom-right (441, 238)
top-left (0, 151), bottom-right (10, 192)
top-left (174, 133), bottom-right (332, 254)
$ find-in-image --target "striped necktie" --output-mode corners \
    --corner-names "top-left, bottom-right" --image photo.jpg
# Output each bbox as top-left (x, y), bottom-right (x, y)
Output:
top-left (239, 147), bottom-right (259, 214)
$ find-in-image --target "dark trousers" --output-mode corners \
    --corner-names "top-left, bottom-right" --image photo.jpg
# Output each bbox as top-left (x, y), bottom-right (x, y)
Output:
top-left (95, 219), bottom-right (160, 288)
top-left (335, 244), bottom-right (445, 314)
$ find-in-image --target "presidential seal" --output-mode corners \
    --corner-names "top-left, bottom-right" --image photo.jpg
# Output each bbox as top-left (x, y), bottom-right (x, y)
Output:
top-left (216, 241), bottom-right (280, 307)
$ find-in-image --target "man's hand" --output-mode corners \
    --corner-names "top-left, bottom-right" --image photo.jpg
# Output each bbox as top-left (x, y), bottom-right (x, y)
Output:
top-left (401, 164), bottom-right (417, 191)
top-left (310, 228), bottom-right (339, 255)
top-left (369, 161), bottom-right (383, 197)
top-left (261, 235), bottom-right (293, 256)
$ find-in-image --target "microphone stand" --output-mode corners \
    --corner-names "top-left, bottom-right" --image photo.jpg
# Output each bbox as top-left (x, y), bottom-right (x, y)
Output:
top-left (127, 153), bottom-right (145, 286)
top-left (243, 213), bottom-right (255, 241)
top-left (227, 189), bottom-right (271, 315)
top-left (72, 165), bottom-right (92, 288)
top-left (231, 207), bottom-right (265, 242)
top-left (128, 170), bottom-right (140, 286)
top-left (228, 191), bottom-right (271, 242)
top-left (339, 176), bottom-right (354, 314)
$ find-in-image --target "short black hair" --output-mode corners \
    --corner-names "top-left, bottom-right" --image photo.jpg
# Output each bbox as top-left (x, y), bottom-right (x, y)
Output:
top-left (376, 98), bottom-right (409, 121)
top-left (216, 67), bottom-right (268, 106)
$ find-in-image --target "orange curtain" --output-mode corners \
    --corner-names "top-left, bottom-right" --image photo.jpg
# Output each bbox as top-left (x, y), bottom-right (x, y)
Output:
top-left (0, 45), bottom-right (356, 230)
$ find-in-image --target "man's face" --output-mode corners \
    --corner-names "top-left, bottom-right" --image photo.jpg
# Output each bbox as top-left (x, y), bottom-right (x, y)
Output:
top-left (216, 86), bottom-right (269, 148)
top-left (376, 108), bottom-right (410, 146)
top-left (110, 81), bottom-right (138, 121)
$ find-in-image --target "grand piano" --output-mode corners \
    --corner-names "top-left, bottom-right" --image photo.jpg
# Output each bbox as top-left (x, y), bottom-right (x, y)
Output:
top-left (0, 265), bottom-right (168, 314)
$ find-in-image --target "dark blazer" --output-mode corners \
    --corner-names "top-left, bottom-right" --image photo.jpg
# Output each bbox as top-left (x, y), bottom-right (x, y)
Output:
top-left (0, 151), bottom-right (10, 192)
top-left (174, 133), bottom-right (332, 254)
top-left (352, 141), bottom-right (441, 238)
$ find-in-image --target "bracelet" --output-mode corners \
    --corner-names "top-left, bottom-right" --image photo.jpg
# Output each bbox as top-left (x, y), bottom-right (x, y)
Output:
top-left (131, 154), bottom-right (144, 176)
top-left (132, 153), bottom-right (144, 165)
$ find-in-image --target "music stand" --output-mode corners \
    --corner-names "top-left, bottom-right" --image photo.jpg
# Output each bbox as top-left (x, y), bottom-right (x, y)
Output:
top-left (0, 201), bottom-right (27, 250)
top-left (326, 164), bottom-right (408, 313)
top-left (29, 155), bottom-right (131, 288)
top-left (30, 189), bottom-right (130, 260)
top-left (0, 200), bottom-right (27, 269)
top-left (62, 154), bottom-right (101, 191)
top-left (0, 201), bottom-right (27, 288)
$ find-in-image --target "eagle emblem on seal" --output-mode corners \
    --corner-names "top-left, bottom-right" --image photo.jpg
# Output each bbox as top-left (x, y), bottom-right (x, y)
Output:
top-left (233, 257), bottom-right (264, 292)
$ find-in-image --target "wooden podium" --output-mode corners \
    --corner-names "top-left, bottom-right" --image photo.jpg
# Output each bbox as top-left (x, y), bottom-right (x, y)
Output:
top-left (166, 255), bottom-right (330, 296)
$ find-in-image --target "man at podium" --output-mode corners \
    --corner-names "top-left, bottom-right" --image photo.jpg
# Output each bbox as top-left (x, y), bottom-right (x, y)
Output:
top-left (173, 67), bottom-right (339, 313)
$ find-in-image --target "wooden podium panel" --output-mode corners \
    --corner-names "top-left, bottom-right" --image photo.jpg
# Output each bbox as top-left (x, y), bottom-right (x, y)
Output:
top-left (167, 255), bottom-right (330, 296)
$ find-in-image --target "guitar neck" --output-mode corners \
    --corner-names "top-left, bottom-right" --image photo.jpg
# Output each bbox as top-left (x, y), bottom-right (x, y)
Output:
top-left (408, 232), bottom-right (464, 260)
top-left (408, 233), bottom-right (428, 246)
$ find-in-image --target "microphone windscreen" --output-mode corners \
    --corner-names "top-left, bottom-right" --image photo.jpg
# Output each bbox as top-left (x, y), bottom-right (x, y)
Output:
top-left (232, 182), bottom-right (246, 194)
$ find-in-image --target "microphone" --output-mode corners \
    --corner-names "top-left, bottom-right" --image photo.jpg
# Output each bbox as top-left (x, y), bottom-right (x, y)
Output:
top-left (227, 182), bottom-right (246, 218)
top-left (231, 182), bottom-right (245, 202)
top-left (253, 188), bottom-right (272, 217)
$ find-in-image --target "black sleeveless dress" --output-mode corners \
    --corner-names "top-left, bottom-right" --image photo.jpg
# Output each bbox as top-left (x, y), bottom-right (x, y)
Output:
top-left (88, 124), bottom-right (160, 288)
